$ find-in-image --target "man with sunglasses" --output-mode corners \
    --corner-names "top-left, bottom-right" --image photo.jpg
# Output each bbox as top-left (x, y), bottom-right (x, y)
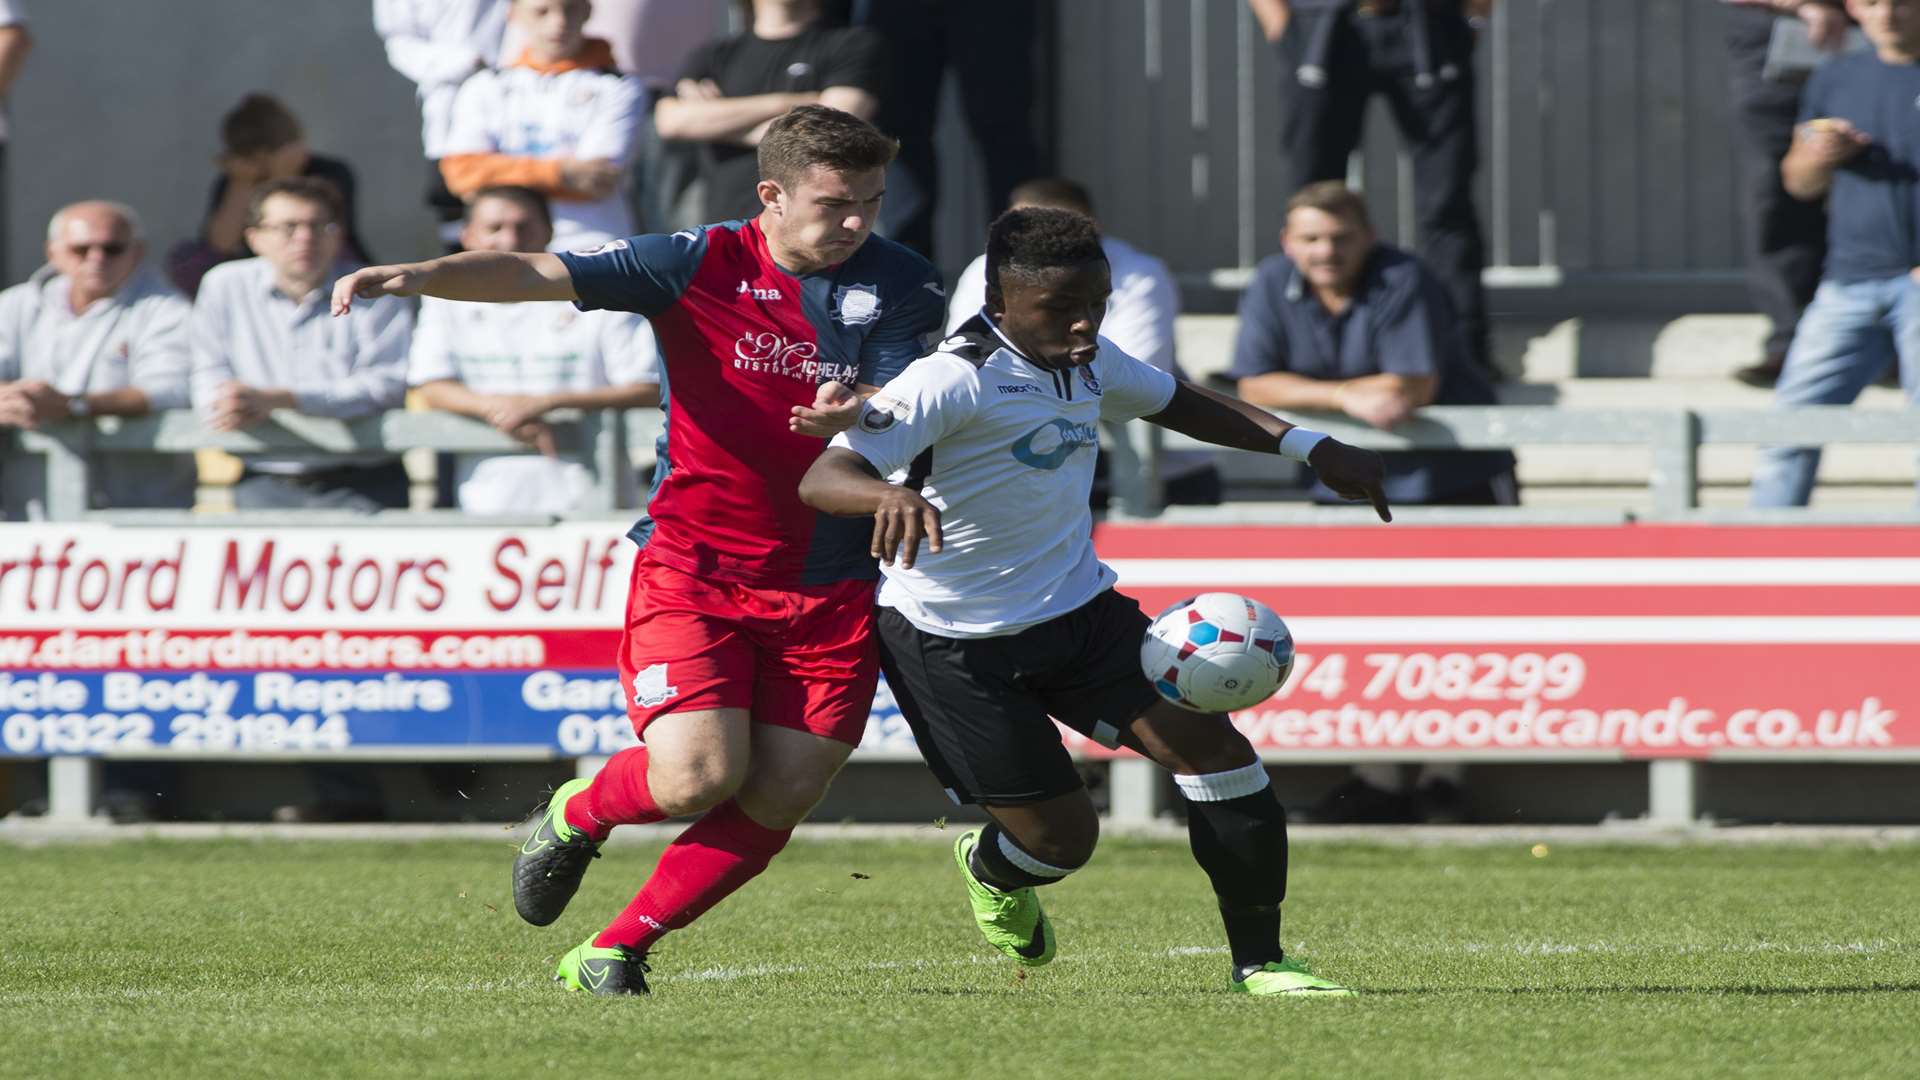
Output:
top-left (0, 200), bottom-right (195, 517)
top-left (191, 178), bottom-right (413, 511)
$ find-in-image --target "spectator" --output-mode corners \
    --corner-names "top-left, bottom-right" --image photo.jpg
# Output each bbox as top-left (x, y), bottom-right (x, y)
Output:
top-left (411, 186), bottom-right (661, 514)
top-left (373, 0), bottom-right (514, 250)
top-left (0, 1), bottom-right (31, 281)
top-left (851, 0), bottom-right (1043, 263)
top-left (1230, 182), bottom-right (1512, 824)
top-left (167, 93), bottom-right (373, 298)
top-left (1753, 0), bottom-right (1920, 507)
top-left (945, 177), bottom-right (1221, 505)
top-left (654, 0), bottom-right (885, 223)
top-left (439, 0), bottom-right (647, 253)
top-left (189, 178), bottom-right (413, 511)
top-left (1247, 0), bottom-right (1496, 378)
top-left (1725, 0), bottom-right (1852, 387)
top-left (0, 201), bottom-right (194, 517)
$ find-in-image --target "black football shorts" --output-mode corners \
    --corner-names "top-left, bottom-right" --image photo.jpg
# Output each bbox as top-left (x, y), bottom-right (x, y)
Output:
top-left (875, 588), bottom-right (1161, 806)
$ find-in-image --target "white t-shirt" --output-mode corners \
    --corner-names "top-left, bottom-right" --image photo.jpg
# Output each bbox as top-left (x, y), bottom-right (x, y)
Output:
top-left (832, 317), bottom-right (1176, 639)
top-left (409, 296), bottom-right (659, 514)
top-left (440, 62), bottom-right (647, 252)
top-left (372, 0), bottom-right (511, 158)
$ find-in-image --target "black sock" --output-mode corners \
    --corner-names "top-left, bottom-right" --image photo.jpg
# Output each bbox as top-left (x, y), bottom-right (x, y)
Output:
top-left (1183, 786), bottom-right (1290, 971)
top-left (969, 823), bottom-right (1071, 891)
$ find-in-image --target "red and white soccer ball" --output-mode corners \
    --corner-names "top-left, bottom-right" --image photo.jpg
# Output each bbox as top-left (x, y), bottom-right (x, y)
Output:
top-left (1141, 592), bottom-right (1295, 713)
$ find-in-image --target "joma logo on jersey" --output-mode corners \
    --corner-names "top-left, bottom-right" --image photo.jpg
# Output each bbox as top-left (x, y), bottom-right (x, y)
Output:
top-left (737, 280), bottom-right (784, 301)
top-left (1011, 418), bottom-right (1100, 470)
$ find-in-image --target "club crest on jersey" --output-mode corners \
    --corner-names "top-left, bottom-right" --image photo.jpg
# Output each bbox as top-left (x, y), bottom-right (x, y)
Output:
top-left (1077, 364), bottom-right (1102, 395)
top-left (859, 394), bottom-right (908, 433)
top-left (569, 238), bottom-right (629, 257)
top-left (632, 663), bottom-right (678, 708)
top-left (833, 283), bottom-right (882, 325)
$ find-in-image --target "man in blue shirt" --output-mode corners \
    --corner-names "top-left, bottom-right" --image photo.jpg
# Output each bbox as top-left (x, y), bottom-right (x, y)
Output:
top-left (1228, 181), bottom-right (1515, 509)
top-left (1753, 0), bottom-right (1920, 507)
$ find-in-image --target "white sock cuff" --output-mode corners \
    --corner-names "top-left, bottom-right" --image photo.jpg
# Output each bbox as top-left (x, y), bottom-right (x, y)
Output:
top-left (998, 830), bottom-right (1076, 879)
top-left (1173, 762), bottom-right (1272, 802)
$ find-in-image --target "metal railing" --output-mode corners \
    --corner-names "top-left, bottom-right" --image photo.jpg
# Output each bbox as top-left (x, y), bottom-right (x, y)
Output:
top-left (1109, 405), bottom-right (1920, 519)
top-left (10, 409), bottom-right (661, 520)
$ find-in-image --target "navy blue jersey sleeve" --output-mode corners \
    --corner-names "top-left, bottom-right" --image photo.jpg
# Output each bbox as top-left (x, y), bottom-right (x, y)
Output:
top-left (1227, 258), bottom-right (1293, 379)
top-left (857, 261), bottom-right (946, 387)
top-left (557, 229), bottom-right (709, 318)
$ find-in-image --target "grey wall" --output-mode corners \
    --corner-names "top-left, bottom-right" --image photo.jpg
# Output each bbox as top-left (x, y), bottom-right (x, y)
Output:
top-left (1054, 0), bottom-right (1746, 278)
top-left (8, 0), bottom-right (433, 282)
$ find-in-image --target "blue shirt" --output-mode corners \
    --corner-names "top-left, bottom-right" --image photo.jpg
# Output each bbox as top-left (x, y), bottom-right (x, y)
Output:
top-left (1800, 52), bottom-right (1920, 282)
top-left (1226, 245), bottom-right (1513, 504)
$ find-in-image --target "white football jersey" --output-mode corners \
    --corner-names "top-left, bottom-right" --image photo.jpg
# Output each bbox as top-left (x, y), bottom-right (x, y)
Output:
top-left (832, 314), bottom-right (1177, 638)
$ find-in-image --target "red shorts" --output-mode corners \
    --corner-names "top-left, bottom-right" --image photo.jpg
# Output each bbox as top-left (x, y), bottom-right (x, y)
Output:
top-left (617, 550), bottom-right (880, 746)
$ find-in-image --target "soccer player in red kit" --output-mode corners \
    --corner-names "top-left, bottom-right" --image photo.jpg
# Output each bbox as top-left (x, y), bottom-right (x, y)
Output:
top-left (332, 106), bottom-right (945, 994)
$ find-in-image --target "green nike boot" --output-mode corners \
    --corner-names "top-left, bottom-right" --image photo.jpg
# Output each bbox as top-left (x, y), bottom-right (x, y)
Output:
top-left (554, 935), bottom-right (649, 996)
top-left (513, 778), bottom-right (601, 926)
top-left (1230, 957), bottom-right (1356, 997)
top-left (953, 829), bottom-right (1054, 966)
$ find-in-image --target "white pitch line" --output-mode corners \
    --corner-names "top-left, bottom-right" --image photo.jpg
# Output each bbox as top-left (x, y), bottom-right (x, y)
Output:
top-left (656, 939), bottom-right (1906, 985)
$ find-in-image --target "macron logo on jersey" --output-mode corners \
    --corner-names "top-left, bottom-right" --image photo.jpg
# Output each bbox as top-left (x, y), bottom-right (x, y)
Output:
top-left (737, 280), bottom-right (783, 301)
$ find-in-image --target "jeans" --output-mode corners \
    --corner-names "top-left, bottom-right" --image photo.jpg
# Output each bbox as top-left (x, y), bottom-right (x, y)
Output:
top-left (1751, 276), bottom-right (1920, 507)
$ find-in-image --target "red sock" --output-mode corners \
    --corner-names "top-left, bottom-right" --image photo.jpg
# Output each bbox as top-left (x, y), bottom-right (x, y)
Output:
top-left (565, 745), bottom-right (664, 842)
top-left (593, 799), bottom-right (793, 951)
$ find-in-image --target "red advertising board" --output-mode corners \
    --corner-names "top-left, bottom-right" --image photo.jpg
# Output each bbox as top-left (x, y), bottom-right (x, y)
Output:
top-left (1, 522), bottom-right (1914, 761)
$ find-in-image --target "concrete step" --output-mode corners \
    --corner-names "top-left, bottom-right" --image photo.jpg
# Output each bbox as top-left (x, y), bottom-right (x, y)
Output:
top-left (1174, 313), bottom-right (1783, 383)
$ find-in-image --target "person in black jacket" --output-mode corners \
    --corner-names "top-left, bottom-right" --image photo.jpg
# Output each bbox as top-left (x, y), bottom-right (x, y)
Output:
top-left (166, 93), bottom-right (372, 298)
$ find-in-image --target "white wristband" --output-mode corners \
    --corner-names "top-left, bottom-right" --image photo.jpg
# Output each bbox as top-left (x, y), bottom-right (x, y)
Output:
top-left (1278, 427), bottom-right (1328, 462)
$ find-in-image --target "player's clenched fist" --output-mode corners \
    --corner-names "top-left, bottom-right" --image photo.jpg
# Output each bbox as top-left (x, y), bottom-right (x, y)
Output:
top-left (1306, 438), bottom-right (1392, 522)
top-left (331, 264), bottom-right (430, 315)
top-left (870, 486), bottom-right (943, 569)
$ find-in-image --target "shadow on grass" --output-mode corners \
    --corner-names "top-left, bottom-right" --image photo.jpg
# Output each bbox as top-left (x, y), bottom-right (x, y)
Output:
top-left (1366, 983), bottom-right (1920, 996)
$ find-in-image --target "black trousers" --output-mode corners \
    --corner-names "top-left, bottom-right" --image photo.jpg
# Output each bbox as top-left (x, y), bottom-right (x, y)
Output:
top-left (856, 0), bottom-right (1044, 262)
top-left (1725, 8), bottom-right (1828, 360)
top-left (1275, 8), bottom-right (1490, 372)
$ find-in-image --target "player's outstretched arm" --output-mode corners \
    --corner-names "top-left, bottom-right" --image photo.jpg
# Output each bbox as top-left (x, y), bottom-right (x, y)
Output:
top-left (331, 251), bottom-right (576, 316)
top-left (798, 448), bottom-right (944, 568)
top-left (1144, 379), bottom-right (1392, 522)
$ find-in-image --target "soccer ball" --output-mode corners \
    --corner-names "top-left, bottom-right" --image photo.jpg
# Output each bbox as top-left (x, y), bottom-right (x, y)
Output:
top-left (1140, 592), bottom-right (1295, 713)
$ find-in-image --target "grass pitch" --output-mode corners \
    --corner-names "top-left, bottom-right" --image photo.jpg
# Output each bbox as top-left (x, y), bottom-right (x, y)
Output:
top-left (1, 833), bottom-right (1916, 1079)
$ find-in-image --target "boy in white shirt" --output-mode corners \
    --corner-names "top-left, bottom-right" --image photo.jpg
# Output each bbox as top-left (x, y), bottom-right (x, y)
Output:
top-left (439, 0), bottom-right (646, 252)
top-left (410, 185), bottom-right (659, 514)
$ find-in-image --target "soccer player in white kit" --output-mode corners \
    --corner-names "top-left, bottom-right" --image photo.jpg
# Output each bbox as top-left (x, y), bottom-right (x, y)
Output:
top-left (798, 207), bottom-right (1389, 997)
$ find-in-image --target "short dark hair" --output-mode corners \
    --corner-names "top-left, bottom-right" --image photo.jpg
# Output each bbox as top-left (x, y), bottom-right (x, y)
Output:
top-left (1285, 181), bottom-right (1372, 231)
top-left (1009, 177), bottom-right (1094, 216)
top-left (467, 185), bottom-right (554, 231)
top-left (222, 93), bottom-right (303, 156)
top-left (757, 105), bottom-right (899, 189)
top-left (247, 177), bottom-right (343, 229)
top-left (985, 207), bottom-right (1107, 293)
